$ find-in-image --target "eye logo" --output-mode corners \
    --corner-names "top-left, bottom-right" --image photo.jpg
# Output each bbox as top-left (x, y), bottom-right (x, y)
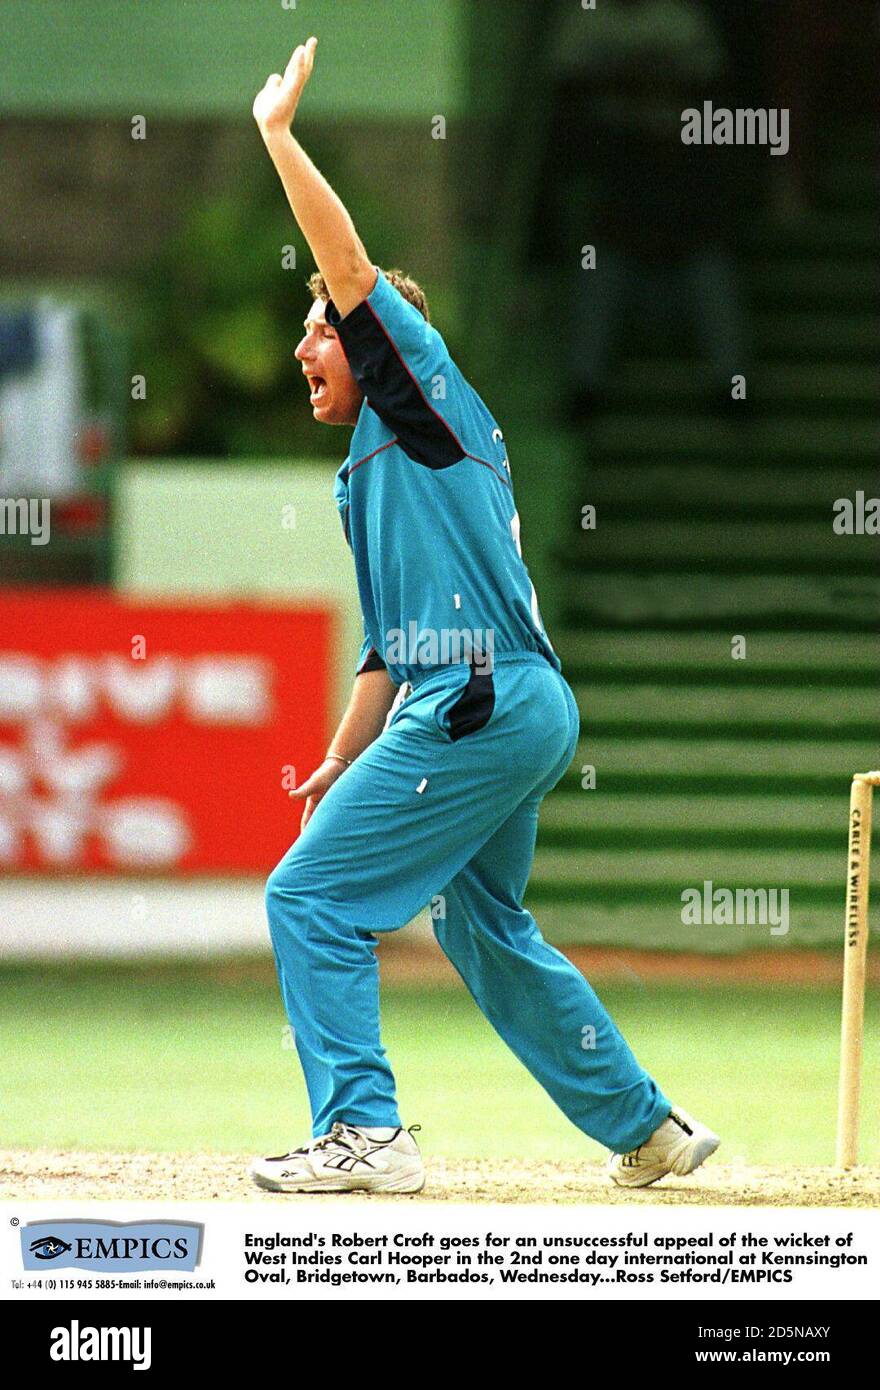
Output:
top-left (21, 1219), bottom-right (203, 1272)
top-left (29, 1237), bottom-right (74, 1261)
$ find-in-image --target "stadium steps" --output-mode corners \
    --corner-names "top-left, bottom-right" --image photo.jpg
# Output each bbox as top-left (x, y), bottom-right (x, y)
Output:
top-left (529, 847), bottom-right (843, 892)
top-left (522, 123), bottom-right (879, 949)
top-left (538, 792), bottom-right (846, 847)
top-left (577, 463), bottom-right (866, 515)
top-left (567, 683), bottom-right (880, 737)
top-left (559, 574), bottom-right (879, 630)
top-left (751, 209), bottom-right (875, 255)
top-left (582, 415), bottom-right (880, 460)
top-left (757, 312), bottom-right (878, 360)
top-left (509, 900), bottom-right (837, 952)
top-left (561, 737), bottom-right (878, 784)
top-left (751, 260), bottom-right (877, 308)
top-left (557, 630), bottom-right (878, 675)
top-left (815, 157), bottom-right (875, 210)
top-left (604, 362), bottom-right (877, 415)
top-left (568, 520), bottom-right (875, 570)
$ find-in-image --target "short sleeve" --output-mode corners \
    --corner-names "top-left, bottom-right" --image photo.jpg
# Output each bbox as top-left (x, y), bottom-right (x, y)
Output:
top-left (355, 631), bottom-right (386, 677)
top-left (326, 271), bottom-right (467, 470)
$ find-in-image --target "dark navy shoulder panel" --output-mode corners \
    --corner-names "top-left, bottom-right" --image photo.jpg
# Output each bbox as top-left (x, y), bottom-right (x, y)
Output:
top-left (326, 291), bottom-right (465, 470)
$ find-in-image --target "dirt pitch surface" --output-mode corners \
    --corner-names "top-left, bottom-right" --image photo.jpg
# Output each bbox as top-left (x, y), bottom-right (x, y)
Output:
top-left (2, 1151), bottom-right (878, 1207)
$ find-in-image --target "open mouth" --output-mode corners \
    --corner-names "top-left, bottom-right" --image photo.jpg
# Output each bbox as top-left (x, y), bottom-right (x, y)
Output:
top-left (307, 375), bottom-right (328, 407)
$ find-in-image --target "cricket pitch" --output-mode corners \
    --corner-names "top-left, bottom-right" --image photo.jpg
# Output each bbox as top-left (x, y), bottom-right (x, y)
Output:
top-left (2, 1151), bottom-right (878, 1206)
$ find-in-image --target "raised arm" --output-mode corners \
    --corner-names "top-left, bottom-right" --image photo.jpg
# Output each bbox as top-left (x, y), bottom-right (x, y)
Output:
top-left (253, 38), bottom-right (377, 317)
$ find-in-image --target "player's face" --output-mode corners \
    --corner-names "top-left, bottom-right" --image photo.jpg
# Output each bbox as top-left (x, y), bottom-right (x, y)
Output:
top-left (295, 301), bottom-right (363, 426)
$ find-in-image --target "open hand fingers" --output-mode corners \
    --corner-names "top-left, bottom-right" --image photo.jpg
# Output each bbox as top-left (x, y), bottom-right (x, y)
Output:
top-left (283, 35), bottom-right (318, 91)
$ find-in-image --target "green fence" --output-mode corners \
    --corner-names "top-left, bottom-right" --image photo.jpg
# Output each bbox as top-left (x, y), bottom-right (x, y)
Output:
top-left (2, 0), bottom-right (465, 118)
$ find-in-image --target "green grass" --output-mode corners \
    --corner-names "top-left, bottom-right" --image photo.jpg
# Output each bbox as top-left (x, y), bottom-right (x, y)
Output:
top-left (2, 963), bottom-right (876, 1166)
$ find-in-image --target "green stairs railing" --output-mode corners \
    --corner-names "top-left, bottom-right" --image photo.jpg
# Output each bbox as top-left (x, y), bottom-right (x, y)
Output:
top-left (523, 130), bottom-right (878, 951)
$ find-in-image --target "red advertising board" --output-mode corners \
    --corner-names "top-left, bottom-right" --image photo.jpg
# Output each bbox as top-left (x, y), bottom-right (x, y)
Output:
top-left (0, 592), bottom-right (332, 873)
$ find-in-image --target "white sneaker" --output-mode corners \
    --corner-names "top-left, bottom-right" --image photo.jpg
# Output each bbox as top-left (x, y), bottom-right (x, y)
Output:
top-left (250, 1122), bottom-right (425, 1194)
top-left (608, 1108), bottom-right (719, 1188)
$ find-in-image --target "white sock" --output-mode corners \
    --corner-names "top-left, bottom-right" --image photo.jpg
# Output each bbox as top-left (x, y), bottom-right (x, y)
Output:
top-left (360, 1126), bottom-right (399, 1141)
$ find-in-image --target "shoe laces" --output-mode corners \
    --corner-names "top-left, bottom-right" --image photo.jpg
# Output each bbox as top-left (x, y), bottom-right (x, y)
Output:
top-left (312, 1122), bottom-right (372, 1157)
top-left (285, 1121), bottom-right (418, 1161)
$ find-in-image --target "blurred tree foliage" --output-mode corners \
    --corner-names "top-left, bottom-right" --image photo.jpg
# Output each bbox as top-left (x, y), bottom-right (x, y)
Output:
top-left (129, 140), bottom-right (421, 459)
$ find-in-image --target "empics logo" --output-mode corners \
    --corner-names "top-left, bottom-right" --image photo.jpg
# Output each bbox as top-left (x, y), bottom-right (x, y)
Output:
top-left (22, 1219), bottom-right (202, 1272)
top-left (29, 1236), bottom-right (73, 1261)
top-left (50, 1321), bottom-right (151, 1372)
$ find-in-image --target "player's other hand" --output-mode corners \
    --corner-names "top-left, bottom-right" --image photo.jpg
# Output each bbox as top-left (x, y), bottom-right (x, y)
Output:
top-left (253, 36), bottom-right (318, 139)
top-left (289, 754), bottom-right (346, 832)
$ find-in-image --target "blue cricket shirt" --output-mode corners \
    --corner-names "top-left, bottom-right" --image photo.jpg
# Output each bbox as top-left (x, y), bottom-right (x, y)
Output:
top-left (327, 270), bottom-right (559, 687)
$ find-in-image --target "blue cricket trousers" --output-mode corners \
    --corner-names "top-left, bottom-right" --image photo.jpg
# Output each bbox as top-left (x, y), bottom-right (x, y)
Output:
top-left (265, 652), bottom-right (671, 1151)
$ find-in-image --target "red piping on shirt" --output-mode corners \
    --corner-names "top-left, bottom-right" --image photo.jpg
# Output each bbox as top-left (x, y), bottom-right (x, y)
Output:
top-left (347, 437), bottom-right (399, 476)
top-left (364, 301), bottom-right (512, 489)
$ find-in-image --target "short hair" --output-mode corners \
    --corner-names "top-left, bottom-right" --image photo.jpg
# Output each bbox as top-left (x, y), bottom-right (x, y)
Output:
top-left (307, 267), bottom-right (430, 322)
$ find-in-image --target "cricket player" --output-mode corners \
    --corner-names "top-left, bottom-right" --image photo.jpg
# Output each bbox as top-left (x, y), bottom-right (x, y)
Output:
top-left (249, 38), bottom-right (719, 1193)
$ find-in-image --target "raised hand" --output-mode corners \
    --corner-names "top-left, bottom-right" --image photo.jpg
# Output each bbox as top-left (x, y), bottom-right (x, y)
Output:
top-left (253, 36), bottom-right (318, 139)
